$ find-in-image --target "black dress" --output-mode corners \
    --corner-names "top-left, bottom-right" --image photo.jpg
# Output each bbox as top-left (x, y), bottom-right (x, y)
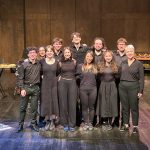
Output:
top-left (40, 59), bottom-right (59, 117)
top-left (96, 67), bottom-right (118, 117)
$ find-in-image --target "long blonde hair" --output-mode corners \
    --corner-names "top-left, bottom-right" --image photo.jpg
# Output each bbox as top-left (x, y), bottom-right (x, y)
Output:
top-left (82, 50), bottom-right (97, 74)
top-left (98, 50), bottom-right (118, 73)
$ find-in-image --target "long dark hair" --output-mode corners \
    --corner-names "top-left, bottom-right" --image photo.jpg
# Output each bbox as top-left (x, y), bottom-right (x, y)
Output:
top-left (82, 50), bottom-right (97, 74)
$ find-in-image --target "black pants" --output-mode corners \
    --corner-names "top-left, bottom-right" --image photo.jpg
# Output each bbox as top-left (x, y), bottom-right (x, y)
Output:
top-left (119, 81), bottom-right (139, 126)
top-left (19, 85), bottom-right (40, 125)
top-left (80, 86), bottom-right (97, 124)
top-left (58, 78), bottom-right (77, 127)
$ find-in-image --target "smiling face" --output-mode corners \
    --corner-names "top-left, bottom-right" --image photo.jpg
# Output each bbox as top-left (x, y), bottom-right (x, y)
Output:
top-left (38, 47), bottom-right (46, 57)
top-left (85, 52), bottom-right (93, 64)
top-left (94, 39), bottom-right (103, 51)
top-left (104, 51), bottom-right (113, 63)
top-left (28, 50), bottom-right (37, 61)
top-left (125, 46), bottom-right (135, 59)
top-left (64, 48), bottom-right (72, 59)
top-left (53, 41), bottom-right (62, 52)
top-left (117, 42), bottom-right (126, 52)
top-left (46, 48), bottom-right (54, 59)
top-left (72, 35), bottom-right (81, 44)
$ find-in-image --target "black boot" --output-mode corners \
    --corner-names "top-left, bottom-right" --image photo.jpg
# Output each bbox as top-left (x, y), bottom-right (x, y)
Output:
top-left (16, 124), bottom-right (23, 133)
top-left (30, 124), bottom-right (39, 132)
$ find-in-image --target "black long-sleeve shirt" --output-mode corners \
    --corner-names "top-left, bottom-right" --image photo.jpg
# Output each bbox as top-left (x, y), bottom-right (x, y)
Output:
top-left (60, 59), bottom-right (76, 79)
top-left (17, 59), bottom-right (41, 88)
top-left (70, 44), bottom-right (89, 64)
top-left (120, 59), bottom-right (144, 93)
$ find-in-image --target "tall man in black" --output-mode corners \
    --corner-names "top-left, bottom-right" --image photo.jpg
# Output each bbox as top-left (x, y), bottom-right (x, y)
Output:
top-left (70, 32), bottom-right (89, 126)
top-left (17, 47), bottom-right (41, 132)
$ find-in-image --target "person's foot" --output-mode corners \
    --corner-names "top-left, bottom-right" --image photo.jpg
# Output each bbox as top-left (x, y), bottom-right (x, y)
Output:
top-left (64, 126), bottom-right (69, 132)
top-left (106, 124), bottom-right (112, 131)
top-left (132, 127), bottom-right (139, 134)
top-left (120, 125), bottom-right (129, 132)
top-left (88, 123), bottom-right (94, 131)
top-left (49, 121), bottom-right (55, 131)
top-left (69, 127), bottom-right (75, 132)
top-left (16, 124), bottom-right (23, 133)
top-left (83, 123), bottom-right (89, 131)
top-left (30, 124), bottom-right (39, 132)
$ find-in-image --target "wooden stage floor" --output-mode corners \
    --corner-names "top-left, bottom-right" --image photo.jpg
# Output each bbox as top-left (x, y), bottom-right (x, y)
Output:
top-left (0, 76), bottom-right (150, 150)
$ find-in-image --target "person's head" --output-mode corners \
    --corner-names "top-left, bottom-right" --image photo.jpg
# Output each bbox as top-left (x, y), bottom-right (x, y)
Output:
top-left (98, 50), bottom-right (118, 73)
top-left (52, 38), bottom-right (63, 52)
top-left (84, 50), bottom-right (95, 65)
top-left (26, 47), bottom-right (38, 61)
top-left (38, 46), bottom-right (46, 58)
top-left (103, 50), bottom-right (114, 63)
top-left (45, 45), bottom-right (54, 59)
top-left (62, 47), bottom-right (73, 61)
top-left (125, 44), bottom-right (135, 59)
top-left (93, 37), bottom-right (106, 51)
top-left (117, 38), bottom-right (127, 52)
top-left (71, 32), bottom-right (81, 44)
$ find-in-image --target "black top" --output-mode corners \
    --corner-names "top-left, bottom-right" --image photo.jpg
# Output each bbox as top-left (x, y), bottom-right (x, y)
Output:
top-left (120, 59), bottom-right (144, 93)
top-left (70, 44), bottom-right (89, 64)
top-left (114, 50), bottom-right (127, 67)
top-left (60, 59), bottom-right (76, 79)
top-left (54, 51), bottom-right (63, 61)
top-left (77, 64), bottom-right (97, 87)
top-left (17, 59), bottom-right (41, 88)
top-left (100, 67), bottom-right (117, 82)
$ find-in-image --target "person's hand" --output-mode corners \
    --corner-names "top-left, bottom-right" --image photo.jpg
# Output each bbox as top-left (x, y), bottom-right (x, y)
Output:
top-left (21, 89), bottom-right (26, 97)
top-left (138, 93), bottom-right (143, 98)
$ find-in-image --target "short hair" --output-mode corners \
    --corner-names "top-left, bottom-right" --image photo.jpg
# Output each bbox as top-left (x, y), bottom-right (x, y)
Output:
top-left (45, 45), bottom-right (54, 52)
top-left (125, 44), bottom-right (135, 51)
top-left (71, 32), bottom-right (81, 40)
top-left (26, 47), bottom-right (38, 54)
top-left (52, 37), bottom-right (63, 44)
top-left (117, 38), bottom-right (127, 44)
top-left (93, 37), bottom-right (106, 48)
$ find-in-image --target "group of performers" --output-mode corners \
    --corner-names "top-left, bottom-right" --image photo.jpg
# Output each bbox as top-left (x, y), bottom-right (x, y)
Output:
top-left (16, 32), bottom-right (144, 134)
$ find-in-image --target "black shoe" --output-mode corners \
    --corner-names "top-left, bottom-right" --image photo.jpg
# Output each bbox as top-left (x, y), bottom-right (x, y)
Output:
top-left (30, 124), bottom-right (39, 132)
top-left (120, 125), bottom-right (129, 132)
top-left (16, 124), bottom-right (23, 133)
top-left (132, 127), bottom-right (139, 134)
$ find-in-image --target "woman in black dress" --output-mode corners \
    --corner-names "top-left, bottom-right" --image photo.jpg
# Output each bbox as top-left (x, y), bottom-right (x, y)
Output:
top-left (77, 50), bottom-right (97, 131)
top-left (58, 47), bottom-right (77, 132)
top-left (96, 50), bottom-right (118, 131)
top-left (40, 45), bottom-right (59, 131)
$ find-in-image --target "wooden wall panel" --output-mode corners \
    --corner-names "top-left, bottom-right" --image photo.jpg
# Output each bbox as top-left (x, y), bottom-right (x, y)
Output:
top-left (0, 0), bottom-right (24, 63)
top-left (50, 0), bottom-right (75, 46)
top-left (25, 0), bottom-right (51, 47)
top-left (0, 0), bottom-right (150, 64)
top-left (76, 0), bottom-right (101, 46)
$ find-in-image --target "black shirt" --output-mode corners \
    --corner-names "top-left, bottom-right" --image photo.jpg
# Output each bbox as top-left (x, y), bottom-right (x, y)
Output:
top-left (70, 44), bottom-right (89, 64)
top-left (60, 59), bottom-right (76, 79)
top-left (114, 50), bottom-right (127, 67)
top-left (120, 59), bottom-right (144, 93)
top-left (18, 59), bottom-right (41, 88)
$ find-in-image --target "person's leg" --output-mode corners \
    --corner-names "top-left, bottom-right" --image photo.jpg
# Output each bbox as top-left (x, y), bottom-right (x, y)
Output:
top-left (58, 79), bottom-right (68, 128)
top-left (68, 80), bottom-right (77, 130)
top-left (119, 82), bottom-right (130, 130)
top-left (80, 89), bottom-right (89, 123)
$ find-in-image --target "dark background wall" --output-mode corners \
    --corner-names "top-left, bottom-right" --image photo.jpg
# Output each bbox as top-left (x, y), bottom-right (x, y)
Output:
top-left (0, 0), bottom-right (150, 63)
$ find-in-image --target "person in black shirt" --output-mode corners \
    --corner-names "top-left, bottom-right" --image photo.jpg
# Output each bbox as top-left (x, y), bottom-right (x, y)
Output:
top-left (58, 47), bottom-right (77, 132)
top-left (17, 47), bottom-right (41, 132)
top-left (77, 50), bottom-right (97, 131)
top-left (52, 37), bottom-right (63, 61)
top-left (119, 45), bottom-right (144, 134)
top-left (96, 50), bottom-right (119, 131)
top-left (113, 38), bottom-right (128, 128)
